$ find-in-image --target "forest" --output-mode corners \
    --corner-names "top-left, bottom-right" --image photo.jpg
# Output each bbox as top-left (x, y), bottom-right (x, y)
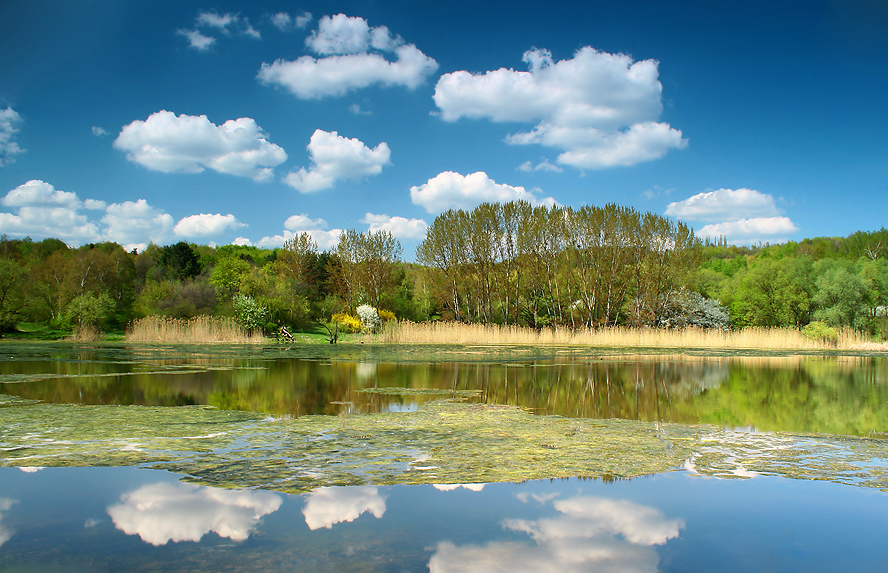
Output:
top-left (1, 200), bottom-right (886, 340)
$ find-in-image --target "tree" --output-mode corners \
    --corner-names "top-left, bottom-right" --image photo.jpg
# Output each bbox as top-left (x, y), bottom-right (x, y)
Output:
top-left (0, 258), bottom-right (27, 334)
top-left (63, 291), bottom-right (115, 333)
top-left (337, 229), bottom-right (402, 308)
top-left (159, 242), bottom-right (202, 280)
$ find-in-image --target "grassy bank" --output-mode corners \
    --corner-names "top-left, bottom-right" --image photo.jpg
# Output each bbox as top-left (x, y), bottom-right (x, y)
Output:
top-left (372, 321), bottom-right (880, 351)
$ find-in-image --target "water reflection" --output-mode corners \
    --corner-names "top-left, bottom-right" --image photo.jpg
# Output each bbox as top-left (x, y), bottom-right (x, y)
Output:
top-left (429, 494), bottom-right (684, 573)
top-left (301, 486), bottom-right (386, 530)
top-left (0, 498), bottom-right (16, 548)
top-left (2, 344), bottom-right (888, 436)
top-left (433, 483), bottom-right (486, 492)
top-left (106, 482), bottom-right (282, 546)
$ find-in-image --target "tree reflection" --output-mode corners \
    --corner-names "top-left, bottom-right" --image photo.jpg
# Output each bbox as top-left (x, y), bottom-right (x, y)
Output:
top-left (106, 482), bottom-right (281, 546)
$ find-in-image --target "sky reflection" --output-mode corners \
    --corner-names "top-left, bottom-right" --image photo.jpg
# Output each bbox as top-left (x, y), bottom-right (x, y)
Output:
top-left (428, 494), bottom-right (684, 573)
top-left (106, 482), bottom-right (282, 546)
top-left (301, 486), bottom-right (387, 530)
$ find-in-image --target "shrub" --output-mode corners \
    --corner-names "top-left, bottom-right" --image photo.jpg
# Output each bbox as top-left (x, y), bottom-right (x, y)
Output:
top-left (232, 294), bottom-right (269, 332)
top-left (331, 312), bottom-right (362, 333)
top-left (378, 309), bottom-right (397, 322)
top-left (801, 320), bottom-right (838, 345)
top-left (356, 304), bottom-right (381, 332)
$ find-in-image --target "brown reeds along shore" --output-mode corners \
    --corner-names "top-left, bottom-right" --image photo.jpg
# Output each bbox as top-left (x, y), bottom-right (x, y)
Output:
top-left (126, 316), bottom-right (264, 343)
top-left (372, 321), bottom-right (879, 351)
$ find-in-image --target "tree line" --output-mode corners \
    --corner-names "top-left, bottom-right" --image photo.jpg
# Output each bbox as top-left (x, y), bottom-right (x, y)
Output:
top-left (1, 201), bottom-right (886, 338)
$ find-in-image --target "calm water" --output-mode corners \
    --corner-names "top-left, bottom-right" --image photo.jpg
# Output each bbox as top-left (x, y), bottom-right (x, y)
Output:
top-left (1, 342), bottom-right (888, 570)
top-left (1, 343), bottom-right (886, 436)
top-left (1, 467), bottom-right (887, 572)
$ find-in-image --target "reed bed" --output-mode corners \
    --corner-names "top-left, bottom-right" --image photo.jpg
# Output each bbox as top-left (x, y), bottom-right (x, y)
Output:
top-left (126, 315), bottom-right (265, 343)
top-left (374, 321), bottom-right (876, 351)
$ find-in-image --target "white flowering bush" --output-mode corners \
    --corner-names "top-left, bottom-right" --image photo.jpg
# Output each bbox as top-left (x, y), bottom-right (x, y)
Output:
top-left (356, 304), bottom-right (381, 332)
top-left (232, 294), bottom-right (269, 332)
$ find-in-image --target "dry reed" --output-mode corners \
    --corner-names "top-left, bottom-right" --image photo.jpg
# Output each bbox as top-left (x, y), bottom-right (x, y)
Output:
top-left (126, 315), bottom-right (265, 343)
top-left (374, 321), bottom-right (874, 351)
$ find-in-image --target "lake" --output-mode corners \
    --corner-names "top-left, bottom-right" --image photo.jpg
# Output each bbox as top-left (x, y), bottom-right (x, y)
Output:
top-left (1, 342), bottom-right (887, 571)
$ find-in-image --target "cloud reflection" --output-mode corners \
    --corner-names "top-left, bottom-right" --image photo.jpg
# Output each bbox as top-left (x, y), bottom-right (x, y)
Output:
top-left (433, 484), bottom-right (486, 492)
top-left (428, 495), bottom-right (684, 573)
top-left (0, 497), bottom-right (16, 547)
top-left (302, 486), bottom-right (386, 530)
top-left (106, 482), bottom-right (282, 546)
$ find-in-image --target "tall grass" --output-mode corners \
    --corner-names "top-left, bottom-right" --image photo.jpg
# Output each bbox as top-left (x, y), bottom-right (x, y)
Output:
top-left (373, 321), bottom-right (875, 350)
top-left (126, 316), bottom-right (265, 343)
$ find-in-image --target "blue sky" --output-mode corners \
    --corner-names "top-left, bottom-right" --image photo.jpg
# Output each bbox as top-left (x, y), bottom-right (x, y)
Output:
top-left (1, 0), bottom-right (886, 257)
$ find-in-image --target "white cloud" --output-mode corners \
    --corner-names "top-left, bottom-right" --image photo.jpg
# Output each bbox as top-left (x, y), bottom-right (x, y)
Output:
top-left (272, 11), bottom-right (313, 31)
top-left (0, 107), bottom-right (25, 167)
top-left (518, 159), bottom-right (563, 173)
top-left (92, 126), bottom-right (109, 137)
top-left (434, 47), bottom-right (686, 170)
top-left (107, 482), bottom-right (281, 546)
top-left (174, 213), bottom-right (246, 238)
top-left (349, 103), bottom-right (371, 115)
top-left (177, 29), bottom-right (215, 51)
top-left (232, 237), bottom-right (252, 246)
top-left (302, 486), bottom-right (386, 530)
top-left (665, 188), bottom-right (798, 244)
top-left (283, 129), bottom-right (390, 193)
top-left (696, 217), bottom-right (800, 245)
top-left (428, 495), bottom-right (683, 573)
top-left (257, 15), bottom-right (437, 99)
top-left (0, 180), bottom-right (101, 243)
top-left (256, 214), bottom-right (342, 250)
top-left (114, 110), bottom-right (287, 181)
top-left (284, 213), bottom-right (328, 231)
top-left (410, 171), bottom-right (556, 214)
top-left (196, 11), bottom-right (259, 39)
top-left (665, 188), bottom-right (780, 223)
top-left (361, 213), bottom-right (429, 239)
top-left (101, 199), bottom-right (175, 251)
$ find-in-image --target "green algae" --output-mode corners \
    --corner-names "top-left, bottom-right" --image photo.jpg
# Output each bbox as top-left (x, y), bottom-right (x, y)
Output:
top-left (356, 387), bottom-right (482, 396)
top-left (2, 398), bottom-right (887, 493)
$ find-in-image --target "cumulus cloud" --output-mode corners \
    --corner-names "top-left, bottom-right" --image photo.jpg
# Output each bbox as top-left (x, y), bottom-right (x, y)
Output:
top-left (0, 107), bottom-right (25, 167)
top-left (665, 188), bottom-right (798, 244)
top-left (0, 180), bottom-right (101, 243)
top-left (173, 213), bottom-right (246, 238)
top-left (410, 171), bottom-right (556, 214)
top-left (284, 213), bottom-right (328, 231)
top-left (696, 217), bottom-right (800, 245)
top-left (252, 213), bottom-right (342, 249)
top-left (302, 486), bottom-right (386, 530)
top-left (272, 11), bottom-right (312, 31)
top-left (107, 482), bottom-right (281, 546)
top-left (434, 47), bottom-right (686, 170)
top-left (428, 495), bottom-right (683, 573)
top-left (283, 129), bottom-right (390, 193)
top-left (101, 199), bottom-right (175, 251)
top-left (114, 110), bottom-right (287, 181)
top-left (665, 188), bottom-right (780, 223)
top-left (361, 213), bottom-right (429, 239)
top-left (257, 14), bottom-right (438, 99)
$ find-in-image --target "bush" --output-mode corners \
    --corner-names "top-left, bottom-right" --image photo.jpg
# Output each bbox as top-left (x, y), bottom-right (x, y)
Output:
top-left (356, 304), bottom-right (381, 332)
top-left (232, 294), bottom-right (269, 332)
top-left (801, 320), bottom-right (838, 345)
top-left (331, 312), bottom-right (362, 333)
top-left (378, 309), bottom-right (397, 322)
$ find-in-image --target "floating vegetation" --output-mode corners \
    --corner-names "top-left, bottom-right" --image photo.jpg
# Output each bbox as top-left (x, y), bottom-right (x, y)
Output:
top-left (356, 387), bottom-right (482, 396)
top-left (1, 399), bottom-right (887, 493)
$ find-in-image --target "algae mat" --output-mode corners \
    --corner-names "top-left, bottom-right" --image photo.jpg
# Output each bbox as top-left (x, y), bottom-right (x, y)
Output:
top-left (2, 394), bottom-right (887, 492)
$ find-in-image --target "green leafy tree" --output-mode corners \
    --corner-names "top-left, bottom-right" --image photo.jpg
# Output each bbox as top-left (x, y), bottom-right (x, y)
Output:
top-left (63, 291), bottom-right (115, 332)
top-left (0, 258), bottom-right (27, 334)
top-left (812, 260), bottom-right (870, 329)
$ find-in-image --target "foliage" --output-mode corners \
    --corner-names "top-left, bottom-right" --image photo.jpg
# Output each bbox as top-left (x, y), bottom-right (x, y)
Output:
top-left (158, 241), bottom-right (202, 280)
top-left (209, 256), bottom-right (251, 294)
top-left (658, 289), bottom-right (731, 330)
top-left (232, 294), bottom-right (268, 332)
top-left (331, 312), bottom-right (362, 333)
top-left (63, 291), bottom-right (115, 332)
top-left (801, 320), bottom-right (838, 345)
top-left (378, 308), bottom-right (397, 322)
top-left (356, 304), bottom-right (380, 332)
